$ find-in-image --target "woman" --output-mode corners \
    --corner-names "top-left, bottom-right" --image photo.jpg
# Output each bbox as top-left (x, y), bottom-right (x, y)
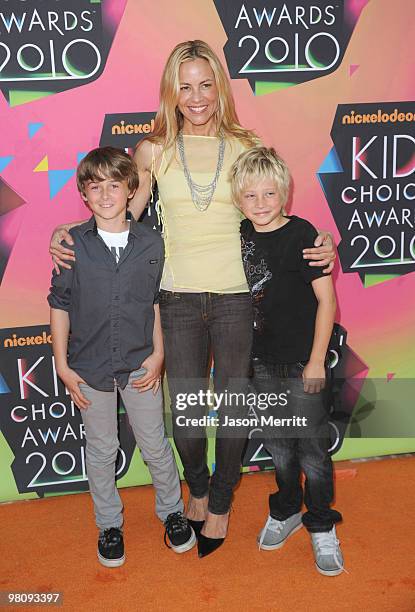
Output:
top-left (50, 40), bottom-right (335, 557)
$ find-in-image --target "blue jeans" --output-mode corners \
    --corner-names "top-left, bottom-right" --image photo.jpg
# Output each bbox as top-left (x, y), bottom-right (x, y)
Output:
top-left (252, 358), bottom-right (342, 532)
top-left (159, 291), bottom-right (253, 514)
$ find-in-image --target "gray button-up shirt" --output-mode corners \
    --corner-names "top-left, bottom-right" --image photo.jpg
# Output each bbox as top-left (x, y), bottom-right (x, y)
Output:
top-left (48, 216), bottom-right (164, 391)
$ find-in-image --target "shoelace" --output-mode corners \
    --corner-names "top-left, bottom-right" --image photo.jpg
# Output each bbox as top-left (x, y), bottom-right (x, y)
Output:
top-left (313, 529), bottom-right (349, 574)
top-left (258, 515), bottom-right (284, 550)
top-left (163, 512), bottom-right (188, 549)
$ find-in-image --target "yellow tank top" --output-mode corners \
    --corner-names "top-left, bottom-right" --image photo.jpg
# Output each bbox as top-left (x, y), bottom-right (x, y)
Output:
top-left (155, 135), bottom-right (249, 293)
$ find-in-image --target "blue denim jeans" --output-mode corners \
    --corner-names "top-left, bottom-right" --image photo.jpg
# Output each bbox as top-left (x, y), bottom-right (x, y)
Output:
top-left (159, 291), bottom-right (253, 514)
top-left (252, 358), bottom-right (342, 532)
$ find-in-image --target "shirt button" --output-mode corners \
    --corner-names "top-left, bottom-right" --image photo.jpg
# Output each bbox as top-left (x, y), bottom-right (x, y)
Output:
top-left (113, 348), bottom-right (117, 352)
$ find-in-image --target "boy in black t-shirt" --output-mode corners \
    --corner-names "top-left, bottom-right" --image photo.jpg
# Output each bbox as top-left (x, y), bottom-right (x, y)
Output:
top-left (230, 147), bottom-right (344, 577)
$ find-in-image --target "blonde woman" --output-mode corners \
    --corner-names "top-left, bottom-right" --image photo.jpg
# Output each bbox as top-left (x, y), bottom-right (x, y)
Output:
top-left (50, 40), bottom-right (335, 558)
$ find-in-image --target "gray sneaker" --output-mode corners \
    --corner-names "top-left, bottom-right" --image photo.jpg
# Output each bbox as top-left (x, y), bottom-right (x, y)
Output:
top-left (311, 527), bottom-right (345, 576)
top-left (257, 512), bottom-right (302, 550)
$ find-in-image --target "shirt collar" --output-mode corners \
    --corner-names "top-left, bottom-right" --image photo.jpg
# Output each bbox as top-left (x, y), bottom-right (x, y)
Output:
top-left (82, 215), bottom-right (97, 235)
top-left (82, 212), bottom-right (141, 238)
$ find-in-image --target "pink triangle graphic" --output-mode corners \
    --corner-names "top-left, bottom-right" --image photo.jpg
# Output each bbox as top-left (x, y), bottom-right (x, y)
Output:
top-left (386, 373), bottom-right (395, 382)
top-left (349, 65), bottom-right (359, 77)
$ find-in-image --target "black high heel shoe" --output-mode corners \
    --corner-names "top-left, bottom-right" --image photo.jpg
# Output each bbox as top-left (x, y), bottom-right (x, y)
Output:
top-left (187, 519), bottom-right (205, 538)
top-left (197, 533), bottom-right (224, 558)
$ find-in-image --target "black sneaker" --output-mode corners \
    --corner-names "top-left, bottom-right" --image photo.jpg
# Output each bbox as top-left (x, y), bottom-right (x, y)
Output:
top-left (164, 512), bottom-right (196, 553)
top-left (97, 527), bottom-right (125, 567)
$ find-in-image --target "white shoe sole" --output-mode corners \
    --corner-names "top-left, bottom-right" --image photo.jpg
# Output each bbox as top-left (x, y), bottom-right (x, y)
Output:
top-left (258, 522), bottom-right (303, 551)
top-left (169, 527), bottom-right (197, 554)
top-left (97, 551), bottom-right (126, 568)
top-left (315, 563), bottom-right (344, 577)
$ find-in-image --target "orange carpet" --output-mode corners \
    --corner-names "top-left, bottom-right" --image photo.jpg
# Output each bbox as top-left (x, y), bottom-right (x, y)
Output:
top-left (1, 456), bottom-right (415, 612)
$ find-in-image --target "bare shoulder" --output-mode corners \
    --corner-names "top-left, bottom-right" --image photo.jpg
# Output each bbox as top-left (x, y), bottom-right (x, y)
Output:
top-left (134, 140), bottom-right (163, 172)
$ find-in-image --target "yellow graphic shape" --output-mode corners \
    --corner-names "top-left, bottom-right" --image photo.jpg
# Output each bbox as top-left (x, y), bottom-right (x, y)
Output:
top-left (34, 156), bottom-right (49, 172)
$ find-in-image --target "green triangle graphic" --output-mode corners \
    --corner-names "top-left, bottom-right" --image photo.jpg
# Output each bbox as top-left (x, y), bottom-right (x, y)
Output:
top-left (255, 81), bottom-right (295, 95)
top-left (9, 90), bottom-right (54, 107)
top-left (364, 273), bottom-right (401, 288)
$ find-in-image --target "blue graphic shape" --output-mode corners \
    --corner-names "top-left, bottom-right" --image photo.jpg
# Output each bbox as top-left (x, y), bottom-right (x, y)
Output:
top-left (316, 174), bottom-right (328, 199)
top-left (77, 152), bottom-right (87, 163)
top-left (317, 147), bottom-right (343, 174)
top-left (0, 156), bottom-right (13, 173)
top-left (0, 372), bottom-right (11, 394)
top-left (48, 169), bottom-right (76, 199)
top-left (28, 122), bottom-right (44, 139)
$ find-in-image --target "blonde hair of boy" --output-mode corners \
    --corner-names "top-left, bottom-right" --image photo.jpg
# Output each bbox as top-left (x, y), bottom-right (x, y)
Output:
top-left (230, 146), bottom-right (291, 214)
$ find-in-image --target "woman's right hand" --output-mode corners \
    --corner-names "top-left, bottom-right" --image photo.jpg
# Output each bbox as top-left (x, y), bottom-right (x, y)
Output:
top-left (49, 225), bottom-right (76, 274)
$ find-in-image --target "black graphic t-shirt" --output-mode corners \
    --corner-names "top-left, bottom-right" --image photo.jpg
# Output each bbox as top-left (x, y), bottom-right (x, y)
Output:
top-left (240, 215), bottom-right (328, 364)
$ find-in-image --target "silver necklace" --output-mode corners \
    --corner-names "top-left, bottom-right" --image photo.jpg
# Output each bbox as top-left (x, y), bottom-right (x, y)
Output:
top-left (177, 130), bottom-right (225, 212)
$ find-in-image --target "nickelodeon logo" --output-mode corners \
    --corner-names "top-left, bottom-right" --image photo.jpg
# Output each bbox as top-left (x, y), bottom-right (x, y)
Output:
top-left (100, 111), bottom-right (157, 148)
top-left (111, 119), bottom-right (155, 135)
top-left (342, 108), bottom-right (415, 125)
top-left (4, 332), bottom-right (52, 349)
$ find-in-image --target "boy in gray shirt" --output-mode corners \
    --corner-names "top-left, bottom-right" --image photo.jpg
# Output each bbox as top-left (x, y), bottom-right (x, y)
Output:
top-left (48, 147), bottom-right (195, 567)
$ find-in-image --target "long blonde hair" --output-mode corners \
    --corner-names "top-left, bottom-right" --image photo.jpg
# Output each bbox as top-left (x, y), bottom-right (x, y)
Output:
top-left (148, 40), bottom-right (259, 150)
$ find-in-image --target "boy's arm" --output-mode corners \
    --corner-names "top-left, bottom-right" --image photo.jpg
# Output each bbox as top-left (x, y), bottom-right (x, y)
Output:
top-left (132, 304), bottom-right (164, 394)
top-left (303, 275), bottom-right (337, 393)
top-left (48, 257), bottom-right (90, 409)
top-left (50, 308), bottom-right (90, 409)
top-left (132, 238), bottom-right (165, 394)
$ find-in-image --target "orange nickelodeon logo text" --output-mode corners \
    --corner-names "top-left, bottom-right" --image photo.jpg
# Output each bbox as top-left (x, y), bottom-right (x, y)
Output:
top-left (111, 119), bottom-right (155, 135)
top-left (342, 108), bottom-right (415, 125)
top-left (3, 332), bottom-right (52, 348)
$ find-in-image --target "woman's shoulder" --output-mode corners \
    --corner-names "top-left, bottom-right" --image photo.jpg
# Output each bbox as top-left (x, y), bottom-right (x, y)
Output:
top-left (226, 137), bottom-right (250, 163)
top-left (226, 134), bottom-right (261, 157)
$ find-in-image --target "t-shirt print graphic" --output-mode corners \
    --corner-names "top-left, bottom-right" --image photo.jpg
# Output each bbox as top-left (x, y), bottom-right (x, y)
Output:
top-left (110, 246), bottom-right (125, 263)
top-left (241, 236), bottom-right (272, 333)
top-left (97, 227), bottom-right (129, 264)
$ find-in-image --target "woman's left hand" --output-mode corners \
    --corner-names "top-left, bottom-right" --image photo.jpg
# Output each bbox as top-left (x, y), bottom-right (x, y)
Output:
top-left (132, 352), bottom-right (164, 394)
top-left (303, 231), bottom-right (336, 273)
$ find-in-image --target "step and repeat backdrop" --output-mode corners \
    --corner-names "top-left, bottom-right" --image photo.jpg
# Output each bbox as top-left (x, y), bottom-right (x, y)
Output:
top-left (0, 0), bottom-right (414, 502)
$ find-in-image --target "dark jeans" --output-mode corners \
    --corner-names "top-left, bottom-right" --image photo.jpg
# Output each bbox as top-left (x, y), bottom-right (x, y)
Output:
top-left (159, 290), bottom-right (253, 514)
top-left (252, 358), bottom-right (342, 532)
